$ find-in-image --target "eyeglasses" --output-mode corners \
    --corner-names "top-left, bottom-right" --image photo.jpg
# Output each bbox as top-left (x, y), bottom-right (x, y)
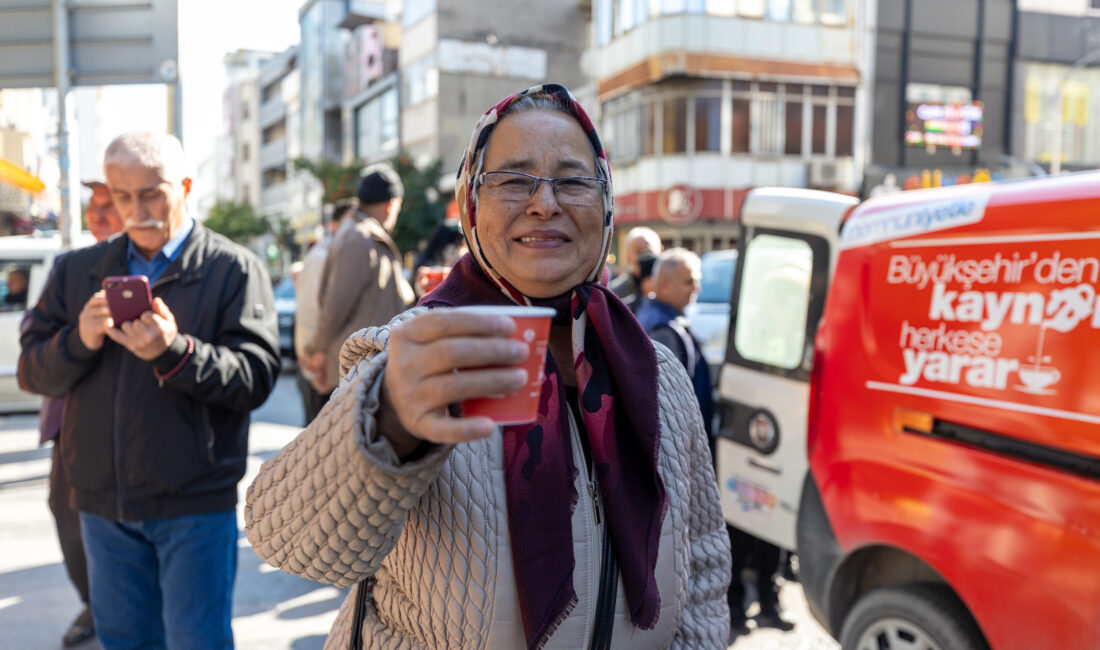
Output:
top-left (478, 171), bottom-right (606, 206)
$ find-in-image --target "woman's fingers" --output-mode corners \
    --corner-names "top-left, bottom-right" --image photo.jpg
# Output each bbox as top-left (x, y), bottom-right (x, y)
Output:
top-left (414, 337), bottom-right (529, 376)
top-left (396, 309), bottom-right (515, 343)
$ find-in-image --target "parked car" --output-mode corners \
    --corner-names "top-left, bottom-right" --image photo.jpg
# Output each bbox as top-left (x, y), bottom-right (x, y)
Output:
top-left (273, 276), bottom-right (296, 359)
top-left (0, 232), bottom-right (95, 413)
top-left (685, 248), bottom-right (738, 384)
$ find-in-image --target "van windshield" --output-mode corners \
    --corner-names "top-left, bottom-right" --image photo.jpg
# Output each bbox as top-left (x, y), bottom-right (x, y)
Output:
top-left (733, 235), bottom-right (813, 369)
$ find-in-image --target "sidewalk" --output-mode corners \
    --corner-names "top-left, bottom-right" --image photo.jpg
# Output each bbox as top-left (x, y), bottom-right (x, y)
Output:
top-left (0, 375), bottom-right (342, 649)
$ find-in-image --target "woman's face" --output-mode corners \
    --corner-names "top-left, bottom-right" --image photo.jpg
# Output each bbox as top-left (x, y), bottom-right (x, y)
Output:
top-left (475, 110), bottom-right (605, 298)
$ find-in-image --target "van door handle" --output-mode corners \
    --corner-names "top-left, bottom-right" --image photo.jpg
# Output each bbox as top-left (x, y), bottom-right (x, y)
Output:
top-left (748, 457), bottom-right (781, 475)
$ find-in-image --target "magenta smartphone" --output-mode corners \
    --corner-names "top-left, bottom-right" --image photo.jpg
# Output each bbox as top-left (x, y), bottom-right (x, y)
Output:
top-left (102, 275), bottom-right (153, 326)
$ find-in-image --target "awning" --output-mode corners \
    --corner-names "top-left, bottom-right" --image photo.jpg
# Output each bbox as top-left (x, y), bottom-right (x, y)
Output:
top-left (0, 158), bottom-right (46, 194)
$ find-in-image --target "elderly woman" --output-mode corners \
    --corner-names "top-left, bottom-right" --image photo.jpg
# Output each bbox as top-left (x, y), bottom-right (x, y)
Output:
top-left (245, 84), bottom-right (730, 649)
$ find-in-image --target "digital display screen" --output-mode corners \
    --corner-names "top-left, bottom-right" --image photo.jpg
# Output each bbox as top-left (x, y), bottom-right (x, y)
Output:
top-left (904, 102), bottom-right (984, 150)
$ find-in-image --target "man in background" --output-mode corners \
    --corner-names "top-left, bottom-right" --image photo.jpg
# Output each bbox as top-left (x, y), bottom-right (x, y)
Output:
top-left (83, 179), bottom-right (124, 242)
top-left (610, 226), bottom-right (662, 312)
top-left (303, 163), bottom-right (414, 393)
top-left (19, 131), bottom-right (280, 649)
top-left (34, 178), bottom-right (124, 647)
top-left (636, 248), bottom-right (712, 435)
top-left (294, 198), bottom-right (356, 422)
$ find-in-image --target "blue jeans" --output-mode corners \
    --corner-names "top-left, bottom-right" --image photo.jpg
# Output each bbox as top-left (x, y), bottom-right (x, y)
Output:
top-left (80, 510), bottom-right (238, 650)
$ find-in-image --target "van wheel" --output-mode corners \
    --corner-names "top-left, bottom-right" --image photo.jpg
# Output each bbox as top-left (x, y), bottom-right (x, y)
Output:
top-left (839, 583), bottom-right (988, 650)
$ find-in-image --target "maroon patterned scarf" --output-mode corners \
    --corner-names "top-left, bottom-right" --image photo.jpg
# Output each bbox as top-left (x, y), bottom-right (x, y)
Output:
top-left (419, 84), bottom-right (667, 649)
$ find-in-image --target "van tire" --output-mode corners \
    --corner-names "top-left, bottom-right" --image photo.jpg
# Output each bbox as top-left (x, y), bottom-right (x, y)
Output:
top-left (838, 583), bottom-right (988, 650)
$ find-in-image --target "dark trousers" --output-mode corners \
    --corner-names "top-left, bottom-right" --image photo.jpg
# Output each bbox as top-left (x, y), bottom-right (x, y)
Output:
top-left (296, 367), bottom-right (331, 425)
top-left (727, 524), bottom-right (782, 622)
top-left (49, 440), bottom-right (90, 604)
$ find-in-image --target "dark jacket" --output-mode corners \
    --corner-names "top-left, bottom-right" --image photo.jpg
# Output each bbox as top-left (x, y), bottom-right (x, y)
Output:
top-left (636, 298), bottom-right (714, 436)
top-left (19, 223), bottom-right (281, 521)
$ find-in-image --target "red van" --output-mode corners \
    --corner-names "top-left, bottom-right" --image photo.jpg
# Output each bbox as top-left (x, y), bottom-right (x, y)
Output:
top-left (715, 172), bottom-right (1100, 650)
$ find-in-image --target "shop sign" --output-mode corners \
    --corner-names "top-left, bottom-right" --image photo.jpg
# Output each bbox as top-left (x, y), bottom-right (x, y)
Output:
top-left (657, 184), bottom-right (703, 227)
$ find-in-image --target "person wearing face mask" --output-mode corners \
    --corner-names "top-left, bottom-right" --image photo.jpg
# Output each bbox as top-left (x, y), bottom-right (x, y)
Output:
top-left (245, 84), bottom-right (731, 650)
top-left (609, 226), bottom-right (662, 313)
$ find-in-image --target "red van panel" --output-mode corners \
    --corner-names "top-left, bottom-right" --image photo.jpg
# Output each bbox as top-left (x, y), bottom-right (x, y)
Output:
top-left (812, 172), bottom-right (1100, 650)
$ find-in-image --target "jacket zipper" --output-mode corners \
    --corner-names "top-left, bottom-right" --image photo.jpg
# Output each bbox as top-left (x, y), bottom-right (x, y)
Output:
top-left (112, 355), bottom-right (127, 519)
top-left (113, 272), bottom-right (182, 519)
top-left (568, 407), bottom-right (603, 646)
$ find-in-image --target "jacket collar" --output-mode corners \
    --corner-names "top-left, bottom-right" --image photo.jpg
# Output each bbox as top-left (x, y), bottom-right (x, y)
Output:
top-left (89, 222), bottom-right (209, 288)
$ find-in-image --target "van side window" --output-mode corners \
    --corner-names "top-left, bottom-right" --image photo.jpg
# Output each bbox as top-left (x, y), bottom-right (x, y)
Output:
top-left (0, 262), bottom-right (34, 312)
top-left (733, 235), bottom-right (813, 369)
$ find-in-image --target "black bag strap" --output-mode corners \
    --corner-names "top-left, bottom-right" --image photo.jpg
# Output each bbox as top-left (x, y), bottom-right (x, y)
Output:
top-left (588, 527), bottom-right (619, 650)
top-left (348, 577), bottom-right (375, 650)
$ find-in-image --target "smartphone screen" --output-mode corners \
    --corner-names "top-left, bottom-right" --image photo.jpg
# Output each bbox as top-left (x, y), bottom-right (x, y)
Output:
top-left (102, 275), bottom-right (153, 326)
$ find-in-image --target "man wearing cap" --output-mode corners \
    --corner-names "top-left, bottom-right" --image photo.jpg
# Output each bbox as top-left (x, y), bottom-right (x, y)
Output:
top-left (32, 179), bottom-right (123, 647)
top-left (82, 180), bottom-right (124, 242)
top-left (303, 162), bottom-right (414, 394)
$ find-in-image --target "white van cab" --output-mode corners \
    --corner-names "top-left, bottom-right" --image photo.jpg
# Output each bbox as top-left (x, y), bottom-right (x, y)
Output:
top-left (0, 232), bottom-right (96, 413)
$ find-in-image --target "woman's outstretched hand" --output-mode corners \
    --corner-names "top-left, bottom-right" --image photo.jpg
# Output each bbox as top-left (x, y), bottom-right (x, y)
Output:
top-left (381, 309), bottom-right (530, 450)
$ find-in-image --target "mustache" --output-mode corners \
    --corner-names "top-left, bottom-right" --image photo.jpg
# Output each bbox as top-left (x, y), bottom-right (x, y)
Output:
top-left (124, 219), bottom-right (162, 229)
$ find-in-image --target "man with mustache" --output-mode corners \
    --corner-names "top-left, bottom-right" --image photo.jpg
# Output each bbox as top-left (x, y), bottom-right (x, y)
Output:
top-left (19, 130), bottom-right (280, 649)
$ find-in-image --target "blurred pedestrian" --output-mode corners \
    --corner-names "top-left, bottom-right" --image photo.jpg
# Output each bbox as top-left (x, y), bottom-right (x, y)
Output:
top-left (4, 268), bottom-right (28, 306)
top-left (245, 83), bottom-right (730, 649)
top-left (18, 130), bottom-right (281, 649)
top-left (727, 528), bottom-right (794, 635)
top-left (411, 219), bottom-right (467, 297)
top-left (83, 178), bottom-right (124, 242)
top-left (294, 198), bottom-right (357, 423)
top-left (302, 163), bottom-right (414, 394)
top-left (609, 226), bottom-right (662, 311)
top-left (636, 248), bottom-right (713, 436)
top-left (28, 177), bottom-right (124, 647)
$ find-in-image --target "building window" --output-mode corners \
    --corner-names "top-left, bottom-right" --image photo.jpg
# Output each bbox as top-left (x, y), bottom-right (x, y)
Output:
top-left (819, 0), bottom-right (847, 25)
top-left (603, 79), bottom-right (854, 163)
top-left (643, 101), bottom-right (658, 156)
top-left (356, 86), bottom-right (400, 160)
top-left (242, 143), bottom-right (250, 162)
top-left (404, 55), bottom-right (438, 107)
top-left (767, 0), bottom-right (791, 21)
top-left (835, 86), bottom-right (855, 156)
top-left (731, 81), bottom-right (751, 153)
top-left (662, 97), bottom-right (688, 154)
top-left (695, 96), bottom-right (722, 152)
top-left (784, 84), bottom-right (804, 155)
top-left (1093, 0), bottom-right (1100, 9)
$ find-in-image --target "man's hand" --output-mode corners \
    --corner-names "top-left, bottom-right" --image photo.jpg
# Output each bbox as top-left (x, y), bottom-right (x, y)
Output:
top-left (78, 291), bottom-right (114, 351)
top-left (304, 350), bottom-right (330, 393)
top-left (104, 297), bottom-right (179, 361)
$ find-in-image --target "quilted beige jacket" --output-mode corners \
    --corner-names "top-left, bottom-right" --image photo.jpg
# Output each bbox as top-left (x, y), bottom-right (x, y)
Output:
top-left (245, 308), bottom-right (731, 649)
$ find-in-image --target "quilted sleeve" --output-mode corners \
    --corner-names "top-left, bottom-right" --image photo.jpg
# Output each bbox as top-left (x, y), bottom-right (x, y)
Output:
top-left (655, 345), bottom-right (733, 649)
top-left (244, 309), bottom-right (452, 588)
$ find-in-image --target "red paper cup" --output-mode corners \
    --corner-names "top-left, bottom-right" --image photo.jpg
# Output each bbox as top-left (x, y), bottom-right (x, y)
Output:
top-left (422, 266), bottom-right (450, 293)
top-left (456, 305), bottom-right (555, 425)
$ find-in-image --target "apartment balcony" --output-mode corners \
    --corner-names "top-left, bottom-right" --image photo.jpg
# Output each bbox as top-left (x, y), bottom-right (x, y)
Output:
top-left (259, 139), bottom-right (288, 172)
top-left (595, 13), bottom-right (856, 99)
top-left (259, 97), bottom-right (287, 129)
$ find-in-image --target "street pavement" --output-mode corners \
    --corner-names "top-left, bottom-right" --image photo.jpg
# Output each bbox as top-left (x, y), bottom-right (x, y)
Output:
top-left (0, 369), bottom-right (838, 649)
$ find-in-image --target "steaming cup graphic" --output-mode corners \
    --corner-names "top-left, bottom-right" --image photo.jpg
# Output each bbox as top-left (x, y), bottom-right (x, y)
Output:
top-left (1017, 366), bottom-right (1060, 391)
